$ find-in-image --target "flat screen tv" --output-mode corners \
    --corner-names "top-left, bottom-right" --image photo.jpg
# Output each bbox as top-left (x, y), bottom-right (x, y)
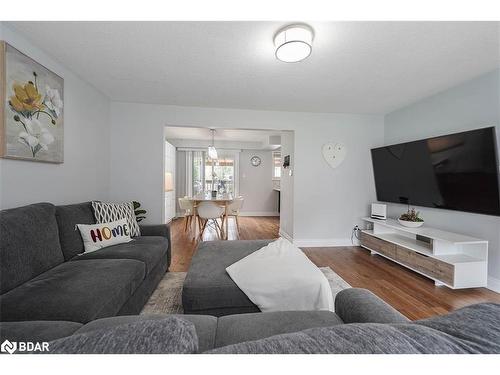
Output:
top-left (371, 127), bottom-right (500, 216)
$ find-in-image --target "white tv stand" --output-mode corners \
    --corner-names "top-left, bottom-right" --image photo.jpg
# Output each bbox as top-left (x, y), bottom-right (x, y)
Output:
top-left (360, 217), bottom-right (488, 289)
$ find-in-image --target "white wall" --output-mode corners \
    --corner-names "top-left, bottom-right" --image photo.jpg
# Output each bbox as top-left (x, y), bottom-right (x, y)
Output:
top-left (109, 102), bottom-right (384, 244)
top-left (279, 131), bottom-right (294, 239)
top-left (0, 23), bottom-right (110, 209)
top-left (239, 149), bottom-right (278, 215)
top-left (164, 141), bottom-right (176, 222)
top-left (175, 150), bottom-right (187, 213)
top-left (384, 69), bottom-right (500, 291)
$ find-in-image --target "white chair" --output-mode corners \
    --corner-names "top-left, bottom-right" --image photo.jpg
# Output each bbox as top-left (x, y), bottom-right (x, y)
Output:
top-left (178, 197), bottom-right (195, 233)
top-left (227, 197), bottom-right (244, 236)
top-left (197, 201), bottom-right (225, 240)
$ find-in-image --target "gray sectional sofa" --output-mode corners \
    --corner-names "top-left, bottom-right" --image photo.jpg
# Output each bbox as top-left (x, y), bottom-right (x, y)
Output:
top-left (2, 201), bottom-right (499, 354)
top-left (1, 288), bottom-right (410, 353)
top-left (2, 288), bottom-right (499, 354)
top-left (0, 202), bottom-right (171, 324)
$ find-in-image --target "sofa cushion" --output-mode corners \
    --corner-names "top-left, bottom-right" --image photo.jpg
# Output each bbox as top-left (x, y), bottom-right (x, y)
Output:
top-left (55, 202), bottom-right (96, 260)
top-left (0, 259), bottom-right (145, 323)
top-left (76, 314), bottom-right (217, 353)
top-left (209, 323), bottom-right (471, 354)
top-left (47, 317), bottom-right (198, 354)
top-left (72, 236), bottom-right (168, 275)
top-left (183, 240), bottom-right (272, 316)
top-left (215, 310), bottom-right (343, 348)
top-left (415, 302), bottom-right (500, 353)
top-left (0, 202), bottom-right (64, 294)
top-left (0, 321), bottom-right (83, 343)
top-left (209, 303), bottom-right (500, 354)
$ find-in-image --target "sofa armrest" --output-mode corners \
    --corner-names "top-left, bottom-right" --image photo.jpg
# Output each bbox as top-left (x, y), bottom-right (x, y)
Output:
top-left (335, 288), bottom-right (409, 324)
top-left (140, 223), bottom-right (171, 240)
top-left (139, 223), bottom-right (171, 267)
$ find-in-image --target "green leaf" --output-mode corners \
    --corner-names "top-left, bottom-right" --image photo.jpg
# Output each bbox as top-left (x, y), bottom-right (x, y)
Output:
top-left (132, 201), bottom-right (141, 210)
top-left (135, 209), bottom-right (147, 215)
top-left (136, 216), bottom-right (146, 222)
top-left (33, 144), bottom-right (42, 155)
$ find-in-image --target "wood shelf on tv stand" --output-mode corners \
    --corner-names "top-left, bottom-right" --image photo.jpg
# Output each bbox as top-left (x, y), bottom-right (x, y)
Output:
top-left (360, 217), bottom-right (488, 289)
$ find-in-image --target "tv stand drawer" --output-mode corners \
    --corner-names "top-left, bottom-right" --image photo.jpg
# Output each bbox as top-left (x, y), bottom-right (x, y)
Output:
top-left (360, 232), bottom-right (396, 259)
top-left (396, 246), bottom-right (454, 285)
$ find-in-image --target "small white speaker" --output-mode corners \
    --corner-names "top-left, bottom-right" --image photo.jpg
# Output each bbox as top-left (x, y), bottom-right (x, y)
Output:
top-left (371, 203), bottom-right (387, 220)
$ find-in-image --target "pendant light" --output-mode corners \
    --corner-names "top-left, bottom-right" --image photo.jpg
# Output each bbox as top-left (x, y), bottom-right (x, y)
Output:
top-left (208, 129), bottom-right (218, 160)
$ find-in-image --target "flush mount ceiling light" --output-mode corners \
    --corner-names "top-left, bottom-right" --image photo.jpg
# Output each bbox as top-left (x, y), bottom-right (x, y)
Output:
top-left (274, 24), bottom-right (314, 63)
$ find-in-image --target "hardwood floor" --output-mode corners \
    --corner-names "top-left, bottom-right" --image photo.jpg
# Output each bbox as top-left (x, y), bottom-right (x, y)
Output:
top-left (303, 246), bottom-right (500, 320)
top-left (168, 216), bottom-right (500, 320)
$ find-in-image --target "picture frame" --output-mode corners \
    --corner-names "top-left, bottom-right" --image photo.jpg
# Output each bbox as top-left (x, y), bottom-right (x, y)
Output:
top-left (0, 41), bottom-right (64, 163)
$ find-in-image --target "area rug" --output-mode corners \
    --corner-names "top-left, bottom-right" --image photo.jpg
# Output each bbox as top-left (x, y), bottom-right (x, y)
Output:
top-left (140, 267), bottom-right (350, 315)
top-left (141, 272), bottom-right (186, 315)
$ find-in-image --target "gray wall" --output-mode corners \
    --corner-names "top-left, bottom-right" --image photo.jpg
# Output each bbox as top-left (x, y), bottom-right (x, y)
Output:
top-left (239, 150), bottom-right (278, 215)
top-left (384, 69), bottom-right (500, 289)
top-left (0, 23), bottom-right (111, 209)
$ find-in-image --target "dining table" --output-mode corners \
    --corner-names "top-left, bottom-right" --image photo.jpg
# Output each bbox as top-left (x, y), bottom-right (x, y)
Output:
top-left (190, 192), bottom-right (234, 240)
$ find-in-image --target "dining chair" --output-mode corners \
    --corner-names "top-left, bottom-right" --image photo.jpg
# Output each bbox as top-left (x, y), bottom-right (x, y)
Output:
top-left (196, 201), bottom-right (225, 240)
top-left (178, 197), bottom-right (195, 233)
top-left (227, 196), bottom-right (244, 236)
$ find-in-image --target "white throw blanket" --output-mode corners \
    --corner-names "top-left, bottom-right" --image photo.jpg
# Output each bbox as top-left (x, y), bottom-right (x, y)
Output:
top-left (226, 238), bottom-right (334, 312)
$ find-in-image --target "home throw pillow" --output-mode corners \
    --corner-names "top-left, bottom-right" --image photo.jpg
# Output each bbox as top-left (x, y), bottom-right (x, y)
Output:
top-left (77, 219), bottom-right (132, 253)
top-left (92, 201), bottom-right (141, 237)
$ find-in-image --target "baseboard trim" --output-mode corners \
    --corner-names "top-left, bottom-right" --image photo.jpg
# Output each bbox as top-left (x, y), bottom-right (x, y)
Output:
top-left (279, 229), bottom-right (293, 242)
top-left (293, 238), bottom-right (353, 247)
top-left (488, 276), bottom-right (500, 293)
top-left (239, 212), bottom-right (280, 217)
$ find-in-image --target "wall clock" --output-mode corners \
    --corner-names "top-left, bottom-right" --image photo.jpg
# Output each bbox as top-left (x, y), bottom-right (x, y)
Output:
top-left (250, 156), bottom-right (261, 167)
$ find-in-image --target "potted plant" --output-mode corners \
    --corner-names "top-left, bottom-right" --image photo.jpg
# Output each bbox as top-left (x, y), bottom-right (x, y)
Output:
top-left (398, 208), bottom-right (424, 228)
top-left (132, 201), bottom-right (147, 222)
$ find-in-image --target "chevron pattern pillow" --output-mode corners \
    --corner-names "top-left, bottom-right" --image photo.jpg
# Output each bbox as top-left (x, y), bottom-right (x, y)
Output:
top-left (92, 201), bottom-right (141, 237)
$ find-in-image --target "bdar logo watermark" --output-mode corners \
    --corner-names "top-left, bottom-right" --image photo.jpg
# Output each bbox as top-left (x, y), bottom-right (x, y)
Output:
top-left (1, 340), bottom-right (17, 354)
top-left (1, 339), bottom-right (49, 354)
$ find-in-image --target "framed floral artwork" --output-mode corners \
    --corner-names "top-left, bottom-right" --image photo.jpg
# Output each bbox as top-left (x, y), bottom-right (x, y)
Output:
top-left (0, 41), bottom-right (64, 163)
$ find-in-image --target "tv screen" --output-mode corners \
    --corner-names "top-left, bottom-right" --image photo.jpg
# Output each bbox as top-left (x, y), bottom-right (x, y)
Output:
top-left (371, 127), bottom-right (500, 216)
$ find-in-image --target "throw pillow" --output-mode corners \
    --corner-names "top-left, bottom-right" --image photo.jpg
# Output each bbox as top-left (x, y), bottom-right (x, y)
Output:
top-left (92, 201), bottom-right (141, 237)
top-left (77, 219), bottom-right (132, 253)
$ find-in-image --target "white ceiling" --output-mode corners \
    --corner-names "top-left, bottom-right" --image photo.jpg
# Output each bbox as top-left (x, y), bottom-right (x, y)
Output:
top-left (165, 127), bottom-right (282, 150)
top-left (7, 21), bottom-right (500, 114)
top-left (165, 127), bottom-right (281, 143)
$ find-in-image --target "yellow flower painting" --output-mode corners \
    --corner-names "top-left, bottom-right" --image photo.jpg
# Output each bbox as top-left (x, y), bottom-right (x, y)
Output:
top-left (1, 41), bottom-right (64, 163)
top-left (10, 82), bottom-right (44, 112)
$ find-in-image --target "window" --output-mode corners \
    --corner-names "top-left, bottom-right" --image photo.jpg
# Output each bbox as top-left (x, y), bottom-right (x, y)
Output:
top-left (188, 150), bottom-right (239, 196)
top-left (272, 151), bottom-right (281, 179)
top-left (204, 153), bottom-right (236, 195)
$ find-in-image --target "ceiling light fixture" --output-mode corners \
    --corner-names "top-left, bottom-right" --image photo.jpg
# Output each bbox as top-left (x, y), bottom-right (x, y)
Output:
top-left (208, 129), bottom-right (218, 160)
top-left (274, 24), bottom-right (314, 63)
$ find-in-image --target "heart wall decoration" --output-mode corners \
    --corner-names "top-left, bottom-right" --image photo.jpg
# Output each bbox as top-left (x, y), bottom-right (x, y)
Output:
top-left (322, 143), bottom-right (347, 169)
